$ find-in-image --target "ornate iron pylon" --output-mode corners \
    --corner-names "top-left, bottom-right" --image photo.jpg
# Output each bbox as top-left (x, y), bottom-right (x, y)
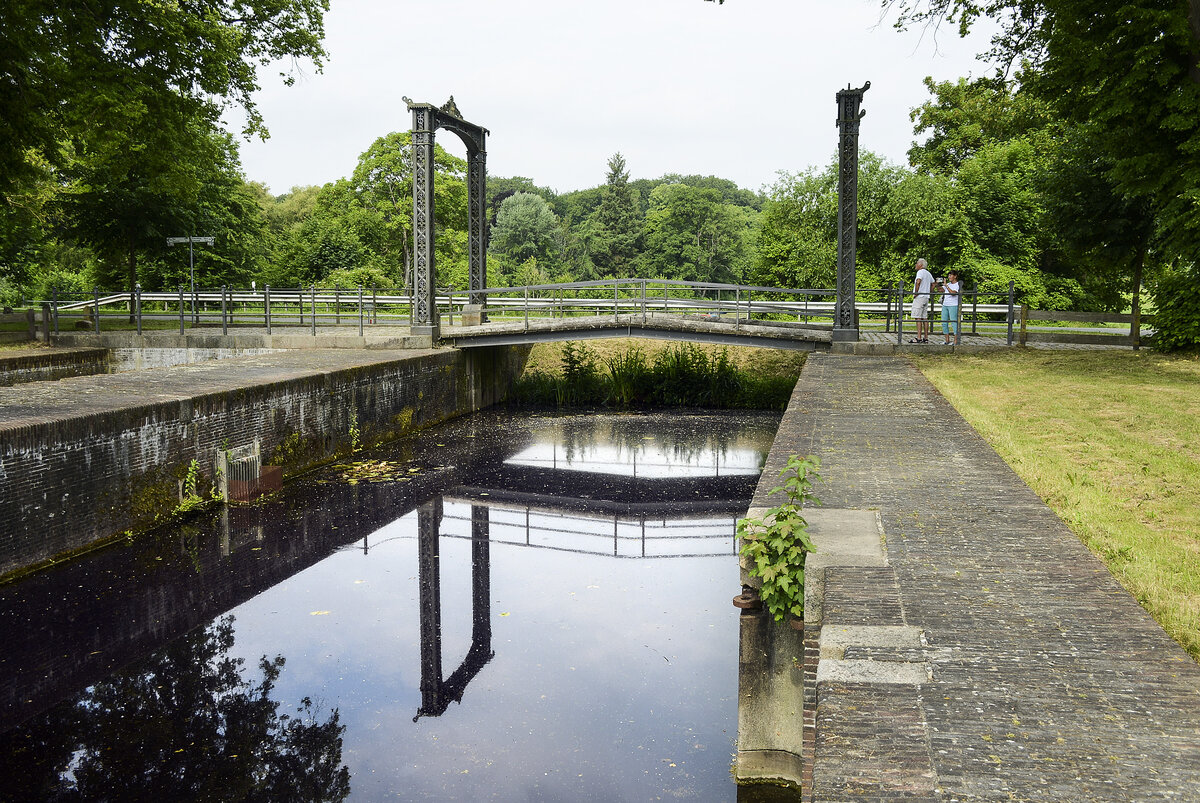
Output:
top-left (834, 82), bottom-right (870, 343)
top-left (405, 96), bottom-right (489, 338)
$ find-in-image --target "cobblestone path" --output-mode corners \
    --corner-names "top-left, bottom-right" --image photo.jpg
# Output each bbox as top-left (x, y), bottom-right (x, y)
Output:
top-left (758, 353), bottom-right (1200, 802)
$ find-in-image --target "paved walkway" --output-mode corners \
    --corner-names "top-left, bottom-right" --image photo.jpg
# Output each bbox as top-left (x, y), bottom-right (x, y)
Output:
top-left (0, 347), bottom-right (436, 427)
top-left (758, 354), bottom-right (1200, 802)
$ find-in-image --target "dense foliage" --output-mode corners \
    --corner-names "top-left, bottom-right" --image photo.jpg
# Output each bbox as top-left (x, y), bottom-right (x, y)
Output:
top-left (512, 342), bottom-right (797, 410)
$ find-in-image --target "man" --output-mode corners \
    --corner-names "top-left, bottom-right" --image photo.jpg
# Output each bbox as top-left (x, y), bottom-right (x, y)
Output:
top-left (910, 258), bottom-right (934, 343)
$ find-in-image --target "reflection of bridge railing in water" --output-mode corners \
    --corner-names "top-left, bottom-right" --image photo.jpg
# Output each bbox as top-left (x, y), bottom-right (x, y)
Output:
top-left (439, 498), bottom-right (738, 559)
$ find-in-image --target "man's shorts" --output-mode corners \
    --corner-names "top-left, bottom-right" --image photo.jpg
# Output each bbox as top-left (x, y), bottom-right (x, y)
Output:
top-left (911, 297), bottom-right (930, 320)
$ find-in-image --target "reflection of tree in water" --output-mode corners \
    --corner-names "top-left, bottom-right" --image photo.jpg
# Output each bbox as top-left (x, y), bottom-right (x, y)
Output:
top-left (0, 616), bottom-right (350, 802)
top-left (551, 414), bottom-right (773, 469)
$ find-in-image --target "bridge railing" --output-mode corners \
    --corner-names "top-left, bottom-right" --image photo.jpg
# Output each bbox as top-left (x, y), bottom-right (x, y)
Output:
top-left (26, 279), bottom-right (1037, 343)
top-left (454, 278), bottom-right (837, 327)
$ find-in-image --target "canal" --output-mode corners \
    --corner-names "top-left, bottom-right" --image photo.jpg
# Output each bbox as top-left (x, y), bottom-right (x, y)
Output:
top-left (0, 409), bottom-right (789, 801)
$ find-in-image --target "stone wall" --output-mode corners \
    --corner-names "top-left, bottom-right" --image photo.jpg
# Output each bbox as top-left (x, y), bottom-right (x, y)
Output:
top-left (0, 348), bottom-right (110, 386)
top-left (0, 345), bottom-right (529, 576)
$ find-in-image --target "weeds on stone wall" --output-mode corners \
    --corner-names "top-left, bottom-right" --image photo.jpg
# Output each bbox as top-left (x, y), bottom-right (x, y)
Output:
top-left (737, 455), bottom-right (821, 623)
top-left (512, 342), bottom-right (796, 410)
top-left (175, 460), bottom-right (205, 514)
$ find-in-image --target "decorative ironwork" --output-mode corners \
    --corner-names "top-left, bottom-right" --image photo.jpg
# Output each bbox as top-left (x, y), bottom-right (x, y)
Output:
top-left (406, 97), bottom-right (491, 338)
top-left (440, 95), bottom-right (464, 119)
top-left (468, 148), bottom-right (487, 308)
top-left (834, 81), bottom-right (870, 343)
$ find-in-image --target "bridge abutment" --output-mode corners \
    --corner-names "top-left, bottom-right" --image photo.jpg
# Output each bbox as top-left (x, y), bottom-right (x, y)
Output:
top-left (0, 344), bottom-right (529, 579)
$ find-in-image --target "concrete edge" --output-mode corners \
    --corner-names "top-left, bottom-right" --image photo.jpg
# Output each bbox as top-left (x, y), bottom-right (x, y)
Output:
top-left (734, 749), bottom-right (804, 788)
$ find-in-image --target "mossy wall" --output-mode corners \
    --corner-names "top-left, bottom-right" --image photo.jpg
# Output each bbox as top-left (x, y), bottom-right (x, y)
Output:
top-left (0, 345), bottom-right (530, 577)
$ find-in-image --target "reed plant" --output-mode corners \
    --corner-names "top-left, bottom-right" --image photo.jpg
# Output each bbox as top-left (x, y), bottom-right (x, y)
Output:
top-left (513, 339), bottom-right (801, 410)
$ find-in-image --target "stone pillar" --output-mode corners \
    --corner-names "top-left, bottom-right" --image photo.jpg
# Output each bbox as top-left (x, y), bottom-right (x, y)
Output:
top-left (411, 105), bottom-right (439, 339)
top-left (467, 146), bottom-right (488, 315)
top-left (833, 82), bottom-right (870, 343)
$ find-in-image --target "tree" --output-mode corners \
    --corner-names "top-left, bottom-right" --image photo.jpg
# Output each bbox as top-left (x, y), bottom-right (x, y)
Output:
top-left (489, 192), bottom-right (560, 263)
top-left (62, 120), bottom-right (268, 292)
top-left (908, 76), bottom-right (1051, 173)
top-left (347, 132), bottom-right (467, 289)
top-left (590, 153), bottom-right (643, 277)
top-left (638, 184), bottom-right (752, 283)
top-left (0, 0), bottom-right (329, 199)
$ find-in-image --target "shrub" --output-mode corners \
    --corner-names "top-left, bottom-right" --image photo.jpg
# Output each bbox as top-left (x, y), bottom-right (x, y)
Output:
top-left (737, 455), bottom-right (821, 622)
top-left (1151, 267), bottom-right (1200, 353)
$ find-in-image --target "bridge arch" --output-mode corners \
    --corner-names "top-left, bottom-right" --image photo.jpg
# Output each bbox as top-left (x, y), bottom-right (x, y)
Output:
top-left (405, 96), bottom-right (489, 338)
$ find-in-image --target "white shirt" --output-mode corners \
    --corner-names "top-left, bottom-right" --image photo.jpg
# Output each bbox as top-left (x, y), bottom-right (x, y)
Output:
top-left (914, 268), bottom-right (934, 298)
top-left (942, 280), bottom-right (961, 306)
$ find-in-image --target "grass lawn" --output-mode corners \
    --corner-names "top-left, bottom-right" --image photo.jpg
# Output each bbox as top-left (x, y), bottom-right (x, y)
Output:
top-left (911, 349), bottom-right (1200, 661)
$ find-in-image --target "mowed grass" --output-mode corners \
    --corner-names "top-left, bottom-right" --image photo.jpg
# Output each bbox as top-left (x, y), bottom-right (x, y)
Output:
top-left (911, 349), bottom-right (1200, 661)
top-left (522, 337), bottom-right (808, 378)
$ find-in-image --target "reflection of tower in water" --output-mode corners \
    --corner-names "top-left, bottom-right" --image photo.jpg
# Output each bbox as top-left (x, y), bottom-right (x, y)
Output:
top-left (414, 499), bottom-right (494, 721)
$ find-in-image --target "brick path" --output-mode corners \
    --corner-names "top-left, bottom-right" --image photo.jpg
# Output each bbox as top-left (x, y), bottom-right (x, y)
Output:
top-left (760, 354), bottom-right (1200, 802)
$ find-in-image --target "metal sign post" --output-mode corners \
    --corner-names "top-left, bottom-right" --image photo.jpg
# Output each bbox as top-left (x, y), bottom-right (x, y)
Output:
top-left (167, 236), bottom-right (215, 324)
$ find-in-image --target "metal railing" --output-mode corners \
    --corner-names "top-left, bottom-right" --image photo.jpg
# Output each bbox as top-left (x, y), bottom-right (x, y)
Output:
top-left (27, 278), bottom-right (1024, 341)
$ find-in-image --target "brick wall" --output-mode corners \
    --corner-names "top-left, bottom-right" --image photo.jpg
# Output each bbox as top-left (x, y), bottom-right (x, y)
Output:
top-left (0, 345), bottom-right (528, 576)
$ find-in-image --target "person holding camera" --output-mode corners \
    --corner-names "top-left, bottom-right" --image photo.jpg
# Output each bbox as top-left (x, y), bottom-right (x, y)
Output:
top-left (939, 270), bottom-right (962, 345)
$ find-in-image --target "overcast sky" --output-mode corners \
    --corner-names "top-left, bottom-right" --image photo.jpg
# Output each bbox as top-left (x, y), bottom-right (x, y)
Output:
top-left (229, 0), bottom-right (993, 196)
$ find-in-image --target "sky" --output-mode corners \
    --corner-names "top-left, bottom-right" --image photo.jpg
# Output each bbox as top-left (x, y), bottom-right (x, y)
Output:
top-left (229, 0), bottom-right (994, 196)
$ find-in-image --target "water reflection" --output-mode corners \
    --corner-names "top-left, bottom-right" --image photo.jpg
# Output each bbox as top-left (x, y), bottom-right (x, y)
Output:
top-left (0, 616), bottom-right (350, 801)
top-left (0, 411), bottom-right (783, 801)
top-left (507, 417), bottom-right (767, 478)
top-left (414, 500), bottom-right (493, 721)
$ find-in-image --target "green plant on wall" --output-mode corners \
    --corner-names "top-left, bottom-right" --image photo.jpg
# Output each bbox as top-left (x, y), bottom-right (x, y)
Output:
top-left (176, 459), bottom-right (205, 514)
top-left (737, 454), bottom-right (821, 623)
top-left (349, 408), bottom-right (361, 453)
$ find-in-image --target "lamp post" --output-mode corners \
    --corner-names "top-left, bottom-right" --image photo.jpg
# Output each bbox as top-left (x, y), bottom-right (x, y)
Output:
top-left (167, 235), bottom-right (215, 324)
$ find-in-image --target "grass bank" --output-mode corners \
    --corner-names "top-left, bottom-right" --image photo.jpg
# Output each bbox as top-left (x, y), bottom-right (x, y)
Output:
top-left (515, 338), bottom-right (806, 410)
top-left (911, 349), bottom-right (1200, 661)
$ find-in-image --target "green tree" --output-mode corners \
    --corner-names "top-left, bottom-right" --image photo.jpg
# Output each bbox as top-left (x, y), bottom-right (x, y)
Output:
top-left (590, 153), bottom-right (643, 278)
top-left (638, 183), bottom-right (753, 283)
top-left (0, 0), bottom-right (329, 199)
top-left (62, 120), bottom-right (267, 293)
top-left (908, 76), bottom-right (1051, 173)
top-left (490, 192), bottom-right (560, 264)
top-left (347, 132), bottom-right (467, 289)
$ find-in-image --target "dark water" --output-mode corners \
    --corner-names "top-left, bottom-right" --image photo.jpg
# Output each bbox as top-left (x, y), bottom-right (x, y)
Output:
top-left (0, 410), bottom-right (787, 802)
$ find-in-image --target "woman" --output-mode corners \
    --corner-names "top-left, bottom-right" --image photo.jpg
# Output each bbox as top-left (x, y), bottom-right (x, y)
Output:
top-left (940, 270), bottom-right (961, 345)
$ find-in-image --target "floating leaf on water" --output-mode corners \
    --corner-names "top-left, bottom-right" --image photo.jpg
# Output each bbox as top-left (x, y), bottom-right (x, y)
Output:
top-left (310, 611), bottom-right (331, 616)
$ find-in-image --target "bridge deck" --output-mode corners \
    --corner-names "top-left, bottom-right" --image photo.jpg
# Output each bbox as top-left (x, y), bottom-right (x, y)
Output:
top-left (443, 312), bottom-right (831, 350)
top-left (761, 354), bottom-right (1200, 801)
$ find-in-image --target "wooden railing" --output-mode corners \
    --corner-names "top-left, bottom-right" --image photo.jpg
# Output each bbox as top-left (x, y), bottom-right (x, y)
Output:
top-left (1019, 308), bottom-right (1149, 349)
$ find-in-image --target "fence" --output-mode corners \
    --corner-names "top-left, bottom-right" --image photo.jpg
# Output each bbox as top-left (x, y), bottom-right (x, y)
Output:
top-left (0, 308), bottom-right (38, 343)
top-left (26, 279), bottom-right (1144, 347)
